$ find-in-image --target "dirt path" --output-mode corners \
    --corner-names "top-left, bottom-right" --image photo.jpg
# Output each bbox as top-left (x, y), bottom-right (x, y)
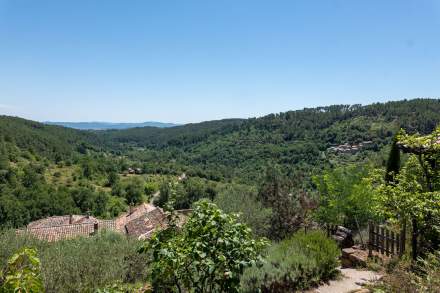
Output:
top-left (311, 268), bottom-right (381, 293)
top-left (149, 191), bottom-right (160, 204)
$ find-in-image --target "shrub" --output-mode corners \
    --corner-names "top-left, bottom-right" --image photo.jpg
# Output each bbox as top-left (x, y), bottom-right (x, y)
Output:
top-left (214, 184), bottom-right (272, 237)
top-left (0, 230), bottom-right (148, 293)
top-left (95, 281), bottom-right (152, 293)
top-left (143, 182), bottom-right (158, 197)
top-left (140, 200), bottom-right (268, 292)
top-left (373, 252), bottom-right (440, 293)
top-left (241, 231), bottom-right (340, 292)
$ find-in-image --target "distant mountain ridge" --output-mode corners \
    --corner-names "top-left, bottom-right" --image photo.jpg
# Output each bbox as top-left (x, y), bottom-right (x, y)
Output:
top-left (44, 121), bottom-right (179, 130)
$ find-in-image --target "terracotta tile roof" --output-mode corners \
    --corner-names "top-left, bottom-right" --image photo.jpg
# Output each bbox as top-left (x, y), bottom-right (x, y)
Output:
top-left (20, 203), bottom-right (166, 242)
top-left (27, 215), bottom-right (98, 229)
top-left (97, 219), bottom-right (117, 230)
top-left (115, 203), bottom-right (158, 230)
top-left (21, 223), bottom-right (95, 242)
top-left (117, 204), bottom-right (166, 237)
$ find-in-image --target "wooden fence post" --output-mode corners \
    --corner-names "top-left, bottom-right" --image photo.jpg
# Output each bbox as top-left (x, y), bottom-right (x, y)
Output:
top-left (412, 218), bottom-right (418, 260)
top-left (399, 219), bottom-right (406, 257)
top-left (380, 227), bottom-right (385, 254)
top-left (391, 231), bottom-right (395, 255)
top-left (377, 225), bottom-right (380, 253)
top-left (385, 229), bottom-right (390, 256)
top-left (368, 221), bottom-right (373, 257)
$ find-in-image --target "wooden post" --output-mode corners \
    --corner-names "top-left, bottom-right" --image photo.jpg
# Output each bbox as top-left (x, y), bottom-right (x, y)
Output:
top-left (412, 218), bottom-right (418, 260)
top-left (385, 229), bottom-right (390, 256)
top-left (391, 231), bottom-right (395, 255)
top-left (368, 221), bottom-right (373, 257)
top-left (355, 215), bottom-right (364, 247)
top-left (401, 220), bottom-right (406, 256)
top-left (376, 225), bottom-right (380, 252)
top-left (380, 227), bottom-right (385, 255)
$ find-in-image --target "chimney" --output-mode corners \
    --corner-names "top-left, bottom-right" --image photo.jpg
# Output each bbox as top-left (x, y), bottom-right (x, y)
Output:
top-left (93, 223), bottom-right (98, 234)
top-left (69, 215), bottom-right (73, 224)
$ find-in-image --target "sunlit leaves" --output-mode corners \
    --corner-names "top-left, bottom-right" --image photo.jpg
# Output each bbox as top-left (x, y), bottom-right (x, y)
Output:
top-left (1, 247), bottom-right (44, 293)
top-left (140, 200), bottom-right (268, 292)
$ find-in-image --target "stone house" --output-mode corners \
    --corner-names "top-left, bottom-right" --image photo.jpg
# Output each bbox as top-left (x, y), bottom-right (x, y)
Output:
top-left (20, 203), bottom-right (166, 242)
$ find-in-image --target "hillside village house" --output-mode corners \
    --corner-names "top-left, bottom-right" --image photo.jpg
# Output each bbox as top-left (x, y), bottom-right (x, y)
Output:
top-left (18, 203), bottom-right (167, 242)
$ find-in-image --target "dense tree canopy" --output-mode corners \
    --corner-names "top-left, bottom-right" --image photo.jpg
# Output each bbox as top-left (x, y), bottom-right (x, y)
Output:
top-left (1, 99), bottom-right (440, 229)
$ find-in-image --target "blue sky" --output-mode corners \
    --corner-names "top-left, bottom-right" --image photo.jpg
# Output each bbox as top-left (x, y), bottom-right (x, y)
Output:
top-left (0, 0), bottom-right (439, 123)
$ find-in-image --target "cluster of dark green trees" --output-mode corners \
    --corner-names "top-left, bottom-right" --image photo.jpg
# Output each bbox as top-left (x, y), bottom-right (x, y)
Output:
top-left (1, 99), bottom-right (440, 230)
top-left (0, 160), bottom-right (129, 227)
top-left (99, 99), bottom-right (440, 182)
top-left (0, 132), bottom-right (147, 227)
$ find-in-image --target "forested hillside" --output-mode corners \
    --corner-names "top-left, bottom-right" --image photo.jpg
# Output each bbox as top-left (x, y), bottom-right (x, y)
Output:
top-left (2, 99), bottom-right (440, 292)
top-left (1, 98), bottom-right (439, 229)
top-left (98, 99), bottom-right (440, 182)
top-left (0, 116), bottom-right (102, 162)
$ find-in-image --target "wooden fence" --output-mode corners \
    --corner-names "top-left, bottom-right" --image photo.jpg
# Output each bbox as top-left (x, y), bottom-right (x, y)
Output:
top-left (368, 221), bottom-right (406, 257)
top-left (326, 224), bottom-right (338, 238)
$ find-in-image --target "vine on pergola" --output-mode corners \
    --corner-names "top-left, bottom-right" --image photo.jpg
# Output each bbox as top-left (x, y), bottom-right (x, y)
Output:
top-left (397, 126), bottom-right (440, 155)
top-left (396, 127), bottom-right (440, 192)
top-left (371, 126), bottom-right (440, 258)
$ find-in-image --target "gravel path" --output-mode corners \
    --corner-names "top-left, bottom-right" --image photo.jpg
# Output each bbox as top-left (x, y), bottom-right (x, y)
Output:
top-left (311, 268), bottom-right (382, 293)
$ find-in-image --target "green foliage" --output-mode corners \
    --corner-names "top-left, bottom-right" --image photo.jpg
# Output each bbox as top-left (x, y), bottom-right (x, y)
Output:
top-left (98, 99), bottom-right (440, 183)
top-left (374, 252), bottom-right (440, 293)
top-left (313, 164), bottom-right (377, 230)
top-left (95, 281), bottom-right (151, 293)
top-left (397, 126), bottom-right (440, 153)
top-left (371, 155), bottom-right (440, 253)
top-left (0, 194), bottom-right (30, 228)
top-left (0, 230), bottom-right (148, 293)
top-left (258, 166), bottom-right (311, 240)
top-left (241, 231), bottom-right (341, 292)
top-left (143, 181), bottom-right (158, 197)
top-left (106, 171), bottom-right (119, 187)
top-left (214, 184), bottom-right (272, 237)
top-left (140, 200), bottom-right (268, 292)
top-left (155, 178), bottom-right (217, 210)
top-left (371, 125), bottom-right (440, 255)
top-left (412, 252), bottom-right (440, 292)
top-left (153, 180), bottom-right (172, 208)
top-left (1, 247), bottom-right (44, 293)
top-left (2, 99), bottom-right (440, 229)
top-left (0, 116), bottom-right (102, 162)
top-left (105, 196), bottom-right (128, 218)
top-left (0, 142), bottom-right (9, 171)
top-left (385, 136), bottom-right (401, 183)
top-left (124, 178), bottom-right (144, 205)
